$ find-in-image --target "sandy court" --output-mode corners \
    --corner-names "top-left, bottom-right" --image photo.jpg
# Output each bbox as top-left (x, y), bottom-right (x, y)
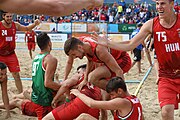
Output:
top-left (0, 42), bottom-right (180, 120)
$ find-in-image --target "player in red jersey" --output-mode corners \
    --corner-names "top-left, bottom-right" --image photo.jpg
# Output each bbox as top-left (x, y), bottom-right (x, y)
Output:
top-left (0, 0), bottom-right (103, 16)
top-left (92, 0), bottom-right (180, 119)
top-left (71, 77), bottom-right (144, 120)
top-left (64, 36), bottom-right (131, 120)
top-left (64, 36), bottom-right (131, 91)
top-left (24, 30), bottom-right (37, 59)
top-left (0, 11), bottom-right (40, 93)
top-left (42, 63), bottom-right (102, 120)
top-left (43, 85), bottom-right (101, 120)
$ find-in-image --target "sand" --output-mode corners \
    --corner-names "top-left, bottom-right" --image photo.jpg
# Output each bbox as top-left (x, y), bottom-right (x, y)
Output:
top-left (0, 42), bottom-right (179, 120)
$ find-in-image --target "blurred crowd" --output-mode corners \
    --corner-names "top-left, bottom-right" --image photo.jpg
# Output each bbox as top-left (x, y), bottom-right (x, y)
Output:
top-left (13, 1), bottom-right (179, 25)
top-left (13, 2), bottom-right (157, 25)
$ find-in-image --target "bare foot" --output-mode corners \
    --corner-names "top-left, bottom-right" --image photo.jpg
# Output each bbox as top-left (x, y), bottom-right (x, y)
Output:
top-left (23, 90), bottom-right (31, 100)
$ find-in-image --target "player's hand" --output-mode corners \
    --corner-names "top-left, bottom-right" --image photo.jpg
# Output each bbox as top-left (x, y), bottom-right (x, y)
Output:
top-left (87, 0), bottom-right (104, 11)
top-left (91, 31), bottom-right (109, 47)
top-left (51, 98), bottom-right (58, 108)
top-left (70, 89), bottom-right (81, 97)
top-left (77, 80), bottom-right (87, 91)
top-left (34, 19), bottom-right (40, 26)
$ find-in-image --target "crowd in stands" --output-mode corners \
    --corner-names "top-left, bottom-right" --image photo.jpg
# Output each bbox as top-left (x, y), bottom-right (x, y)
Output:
top-left (13, 1), bottom-right (179, 26)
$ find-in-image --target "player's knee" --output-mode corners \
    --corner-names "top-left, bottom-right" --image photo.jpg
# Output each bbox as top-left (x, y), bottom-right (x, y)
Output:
top-left (12, 72), bottom-right (20, 78)
top-left (161, 105), bottom-right (174, 119)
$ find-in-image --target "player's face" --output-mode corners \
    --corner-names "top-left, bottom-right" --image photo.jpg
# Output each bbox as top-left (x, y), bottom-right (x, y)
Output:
top-left (156, 0), bottom-right (174, 19)
top-left (68, 49), bottom-right (85, 59)
top-left (0, 68), bottom-right (7, 82)
top-left (3, 13), bottom-right (13, 25)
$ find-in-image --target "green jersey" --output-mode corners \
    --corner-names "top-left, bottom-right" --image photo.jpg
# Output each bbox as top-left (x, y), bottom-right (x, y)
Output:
top-left (31, 52), bottom-right (53, 106)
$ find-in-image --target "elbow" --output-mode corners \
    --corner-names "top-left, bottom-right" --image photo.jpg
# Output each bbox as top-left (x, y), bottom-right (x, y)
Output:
top-left (88, 101), bottom-right (96, 108)
top-left (116, 69), bottom-right (123, 75)
top-left (44, 81), bottom-right (51, 88)
top-left (44, 82), bottom-right (49, 88)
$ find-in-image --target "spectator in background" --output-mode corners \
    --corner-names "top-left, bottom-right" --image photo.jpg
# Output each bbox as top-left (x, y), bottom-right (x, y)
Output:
top-left (131, 23), bottom-right (144, 74)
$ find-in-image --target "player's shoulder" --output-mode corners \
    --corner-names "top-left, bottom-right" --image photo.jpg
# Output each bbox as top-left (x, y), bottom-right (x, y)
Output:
top-left (46, 54), bottom-right (57, 62)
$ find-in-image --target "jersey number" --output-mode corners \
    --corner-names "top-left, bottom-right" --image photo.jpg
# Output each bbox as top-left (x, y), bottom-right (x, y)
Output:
top-left (2, 30), bottom-right (7, 36)
top-left (156, 32), bottom-right (167, 42)
top-left (32, 62), bottom-right (39, 76)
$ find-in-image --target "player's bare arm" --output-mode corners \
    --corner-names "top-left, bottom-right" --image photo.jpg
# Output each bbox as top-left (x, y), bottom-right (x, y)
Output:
top-left (44, 55), bottom-right (60, 91)
top-left (15, 19), bottom-right (40, 32)
top-left (0, 0), bottom-right (103, 16)
top-left (92, 20), bottom-right (153, 52)
top-left (71, 89), bottom-right (131, 110)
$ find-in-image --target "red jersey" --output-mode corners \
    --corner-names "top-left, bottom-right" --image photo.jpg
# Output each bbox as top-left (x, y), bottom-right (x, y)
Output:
top-left (174, 6), bottom-right (180, 13)
top-left (153, 14), bottom-right (180, 78)
top-left (0, 21), bottom-right (16, 56)
top-left (79, 36), bottom-right (128, 63)
top-left (25, 31), bottom-right (36, 43)
top-left (114, 95), bottom-right (143, 120)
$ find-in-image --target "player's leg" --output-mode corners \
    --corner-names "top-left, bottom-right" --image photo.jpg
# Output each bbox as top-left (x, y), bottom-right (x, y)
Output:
top-left (29, 50), bottom-right (33, 59)
top-left (1, 54), bottom-right (23, 93)
top-left (8, 54), bottom-right (23, 93)
top-left (137, 61), bottom-right (142, 74)
top-left (11, 72), bottom-right (23, 93)
top-left (161, 105), bottom-right (174, 120)
top-left (158, 77), bottom-right (179, 120)
top-left (133, 48), bottom-right (142, 74)
top-left (28, 43), bottom-right (33, 59)
top-left (88, 65), bottom-right (111, 90)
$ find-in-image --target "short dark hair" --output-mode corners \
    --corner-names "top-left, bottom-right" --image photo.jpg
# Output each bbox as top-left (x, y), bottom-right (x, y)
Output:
top-left (0, 10), bottom-right (7, 15)
top-left (37, 32), bottom-right (50, 50)
top-left (0, 10), bottom-right (7, 20)
top-left (0, 62), bottom-right (7, 70)
top-left (64, 37), bottom-right (83, 55)
top-left (77, 64), bottom-right (87, 71)
top-left (106, 77), bottom-right (127, 93)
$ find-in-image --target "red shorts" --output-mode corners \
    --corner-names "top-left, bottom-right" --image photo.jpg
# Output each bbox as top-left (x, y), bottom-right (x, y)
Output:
top-left (27, 42), bottom-right (35, 51)
top-left (158, 77), bottom-right (180, 109)
top-left (52, 86), bottom-right (101, 120)
top-left (21, 100), bottom-right (53, 120)
top-left (110, 53), bottom-right (132, 77)
top-left (0, 53), bottom-right (20, 72)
